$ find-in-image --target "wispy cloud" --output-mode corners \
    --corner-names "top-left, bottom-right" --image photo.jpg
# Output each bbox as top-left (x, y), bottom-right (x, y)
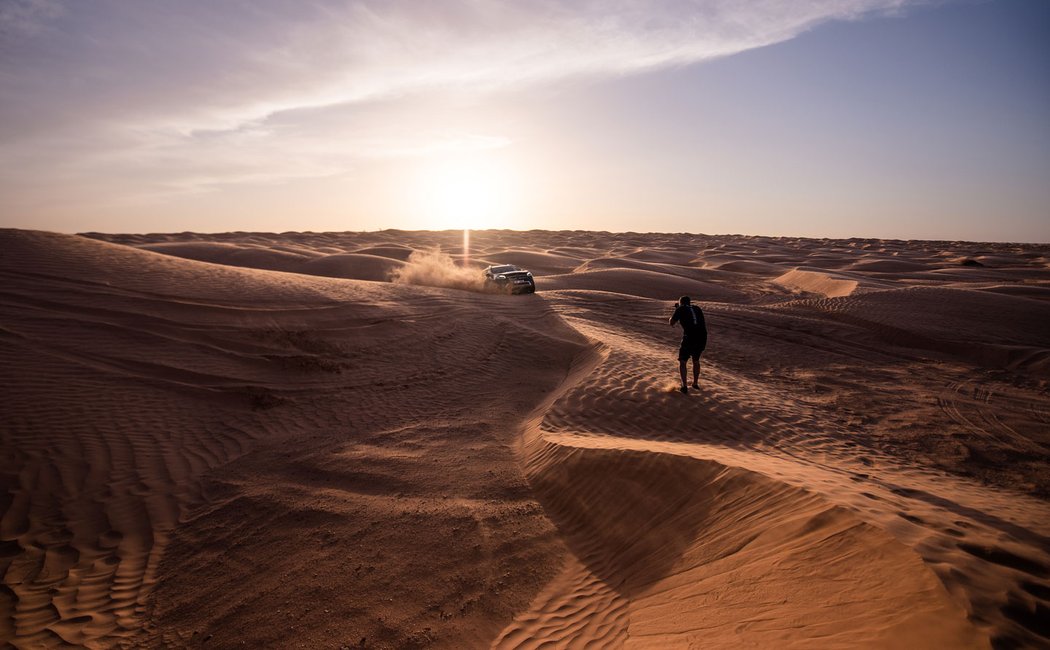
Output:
top-left (0, 0), bottom-right (63, 37)
top-left (1, 0), bottom-right (921, 209)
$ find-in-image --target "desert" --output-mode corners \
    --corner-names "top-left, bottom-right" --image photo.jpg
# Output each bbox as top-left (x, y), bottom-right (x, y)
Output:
top-left (2, 4), bottom-right (1048, 647)
top-left (1, 228), bottom-right (1048, 648)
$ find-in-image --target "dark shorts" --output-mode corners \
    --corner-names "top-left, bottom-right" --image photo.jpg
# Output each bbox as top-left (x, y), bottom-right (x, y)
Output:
top-left (678, 335), bottom-right (707, 362)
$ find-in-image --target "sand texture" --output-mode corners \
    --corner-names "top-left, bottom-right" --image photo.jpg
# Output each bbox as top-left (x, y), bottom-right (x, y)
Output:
top-left (2, 228), bottom-right (1049, 648)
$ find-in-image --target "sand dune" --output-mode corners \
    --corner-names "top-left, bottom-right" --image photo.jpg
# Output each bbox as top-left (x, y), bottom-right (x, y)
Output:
top-left (138, 241), bottom-right (318, 274)
top-left (2, 228), bottom-right (1048, 648)
top-left (774, 268), bottom-right (865, 298)
top-left (792, 287), bottom-right (1050, 373)
top-left (477, 250), bottom-right (580, 276)
top-left (846, 259), bottom-right (938, 273)
top-left (504, 444), bottom-right (979, 648)
top-left (541, 268), bottom-right (749, 303)
top-left (136, 240), bottom-right (407, 282)
top-left (299, 253), bottom-right (406, 282)
top-left (352, 245), bottom-right (417, 261)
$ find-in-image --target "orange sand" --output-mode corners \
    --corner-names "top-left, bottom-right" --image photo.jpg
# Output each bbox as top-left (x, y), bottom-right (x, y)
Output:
top-left (1, 229), bottom-right (1048, 648)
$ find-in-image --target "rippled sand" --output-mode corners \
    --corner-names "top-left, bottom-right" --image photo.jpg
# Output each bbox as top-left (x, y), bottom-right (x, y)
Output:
top-left (2, 228), bottom-right (1048, 648)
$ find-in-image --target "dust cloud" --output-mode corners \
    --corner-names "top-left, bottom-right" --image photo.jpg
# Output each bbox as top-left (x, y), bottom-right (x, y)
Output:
top-left (390, 248), bottom-right (488, 292)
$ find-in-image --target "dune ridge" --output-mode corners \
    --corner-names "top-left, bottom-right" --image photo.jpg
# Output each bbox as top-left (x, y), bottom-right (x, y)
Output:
top-left (2, 228), bottom-right (1047, 648)
top-left (503, 286), bottom-right (1047, 647)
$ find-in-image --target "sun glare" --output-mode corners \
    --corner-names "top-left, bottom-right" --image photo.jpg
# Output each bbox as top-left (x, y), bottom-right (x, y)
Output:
top-left (416, 157), bottom-right (518, 230)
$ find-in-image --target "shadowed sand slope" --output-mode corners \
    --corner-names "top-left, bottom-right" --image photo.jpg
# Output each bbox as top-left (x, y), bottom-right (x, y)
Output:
top-left (0, 230), bottom-right (588, 648)
top-left (500, 444), bottom-right (979, 649)
top-left (4, 229), bottom-right (1048, 648)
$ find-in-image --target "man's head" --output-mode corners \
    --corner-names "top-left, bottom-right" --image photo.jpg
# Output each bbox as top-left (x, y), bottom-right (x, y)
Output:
top-left (679, 296), bottom-right (691, 306)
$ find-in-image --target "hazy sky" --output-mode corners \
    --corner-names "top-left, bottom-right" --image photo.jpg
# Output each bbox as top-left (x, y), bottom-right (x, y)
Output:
top-left (1, 0), bottom-right (1047, 241)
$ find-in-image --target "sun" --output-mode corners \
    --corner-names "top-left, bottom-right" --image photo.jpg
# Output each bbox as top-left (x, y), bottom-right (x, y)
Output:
top-left (416, 156), bottom-right (518, 230)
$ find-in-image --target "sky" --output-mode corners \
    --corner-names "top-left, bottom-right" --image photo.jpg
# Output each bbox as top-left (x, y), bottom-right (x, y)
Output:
top-left (1, 0), bottom-right (1047, 241)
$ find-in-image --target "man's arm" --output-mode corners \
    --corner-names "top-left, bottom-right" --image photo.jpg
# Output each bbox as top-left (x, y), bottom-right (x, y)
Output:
top-left (668, 305), bottom-right (679, 326)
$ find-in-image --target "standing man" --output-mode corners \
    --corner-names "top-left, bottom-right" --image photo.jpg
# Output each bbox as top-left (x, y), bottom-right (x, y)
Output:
top-left (669, 296), bottom-right (707, 394)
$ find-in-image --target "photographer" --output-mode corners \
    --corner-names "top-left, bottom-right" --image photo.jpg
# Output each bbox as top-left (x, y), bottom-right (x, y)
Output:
top-left (668, 296), bottom-right (707, 394)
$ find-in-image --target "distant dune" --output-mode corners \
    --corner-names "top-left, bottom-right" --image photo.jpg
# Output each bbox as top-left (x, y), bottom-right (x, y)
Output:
top-left (2, 228), bottom-right (1048, 648)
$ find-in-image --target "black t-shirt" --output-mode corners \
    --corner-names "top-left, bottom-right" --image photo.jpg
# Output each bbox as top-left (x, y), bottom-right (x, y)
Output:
top-left (672, 304), bottom-right (707, 337)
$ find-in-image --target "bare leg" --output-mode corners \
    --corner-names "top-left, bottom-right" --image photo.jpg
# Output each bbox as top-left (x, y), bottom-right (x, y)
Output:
top-left (679, 360), bottom-right (688, 389)
top-left (692, 358), bottom-right (700, 388)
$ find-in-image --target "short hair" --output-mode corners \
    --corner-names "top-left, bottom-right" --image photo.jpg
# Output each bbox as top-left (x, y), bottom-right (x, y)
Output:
top-left (679, 296), bottom-right (691, 305)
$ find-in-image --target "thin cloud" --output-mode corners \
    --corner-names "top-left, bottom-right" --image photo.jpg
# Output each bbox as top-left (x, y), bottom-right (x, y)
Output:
top-left (0, 0), bottom-right (63, 37)
top-left (0, 0), bottom-right (923, 207)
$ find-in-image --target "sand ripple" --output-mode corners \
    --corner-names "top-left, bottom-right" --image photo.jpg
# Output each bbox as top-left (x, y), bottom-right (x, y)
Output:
top-left (2, 229), bottom-right (1047, 648)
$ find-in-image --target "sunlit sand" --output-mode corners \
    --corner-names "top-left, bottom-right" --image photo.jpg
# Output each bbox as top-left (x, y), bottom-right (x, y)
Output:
top-left (2, 228), bottom-right (1048, 648)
